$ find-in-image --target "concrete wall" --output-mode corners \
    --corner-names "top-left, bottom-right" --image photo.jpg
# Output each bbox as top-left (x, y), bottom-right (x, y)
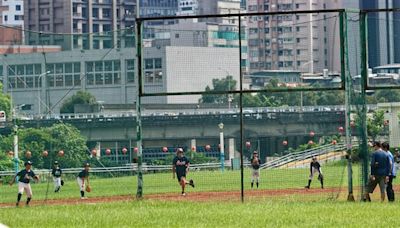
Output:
top-left (165, 46), bottom-right (240, 103)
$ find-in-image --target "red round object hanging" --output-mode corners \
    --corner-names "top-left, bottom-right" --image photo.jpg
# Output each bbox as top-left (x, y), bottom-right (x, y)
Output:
top-left (338, 126), bottom-right (344, 132)
top-left (246, 141), bottom-right (251, 148)
top-left (25, 151), bottom-right (32, 158)
top-left (332, 140), bottom-right (337, 145)
top-left (58, 150), bottom-right (64, 157)
top-left (309, 131), bottom-right (315, 137)
top-left (42, 150), bottom-right (48, 157)
top-left (282, 140), bottom-right (288, 146)
top-left (162, 147), bottom-right (168, 153)
top-left (105, 148), bottom-right (111, 155)
top-left (123, 147), bottom-right (129, 154)
top-left (205, 145), bottom-right (211, 151)
top-left (308, 140), bottom-right (314, 145)
top-left (191, 146), bottom-right (196, 151)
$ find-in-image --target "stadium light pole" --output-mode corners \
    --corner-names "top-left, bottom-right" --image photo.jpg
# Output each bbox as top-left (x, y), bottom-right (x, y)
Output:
top-left (37, 71), bottom-right (50, 115)
top-left (218, 122), bottom-right (225, 171)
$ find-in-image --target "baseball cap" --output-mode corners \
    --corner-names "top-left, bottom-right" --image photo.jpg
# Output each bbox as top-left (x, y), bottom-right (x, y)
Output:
top-left (253, 151), bottom-right (258, 154)
top-left (54, 161), bottom-right (59, 165)
top-left (24, 161), bottom-right (33, 166)
top-left (84, 162), bottom-right (90, 167)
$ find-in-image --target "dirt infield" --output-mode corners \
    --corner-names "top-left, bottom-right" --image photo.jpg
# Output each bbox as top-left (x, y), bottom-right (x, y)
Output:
top-left (0, 187), bottom-right (343, 208)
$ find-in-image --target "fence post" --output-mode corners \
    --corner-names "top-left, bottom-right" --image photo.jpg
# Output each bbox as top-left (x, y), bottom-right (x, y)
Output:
top-left (340, 10), bottom-right (355, 201)
top-left (135, 18), bottom-right (144, 199)
top-left (359, 11), bottom-right (369, 201)
top-left (238, 15), bottom-right (244, 203)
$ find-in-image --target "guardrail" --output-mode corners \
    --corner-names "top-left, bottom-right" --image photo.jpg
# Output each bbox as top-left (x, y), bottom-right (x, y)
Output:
top-left (261, 143), bottom-right (346, 170)
top-left (14, 104), bottom-right (377, 121)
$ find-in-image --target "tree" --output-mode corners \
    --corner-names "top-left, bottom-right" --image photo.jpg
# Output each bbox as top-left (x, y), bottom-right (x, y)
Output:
top-left (200, 76), bottom-right (237, 104)
top-left (60, 90), bottom-right (97, 113)
top-left (0, 82), bottom-right (11, 120)
top-left (355, 110), bottom-right (385, 141)
top-left (0, 123), bottom-right (89, 169)
top-left (375, 89), bottom-right (400, 103)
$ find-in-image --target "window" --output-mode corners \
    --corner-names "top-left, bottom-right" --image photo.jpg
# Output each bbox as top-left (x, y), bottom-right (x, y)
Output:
top-left (93, 24), bottom-right (99, 33)
top-left (145, 59), bottom-right (153, 69)
top-left (296, 27), bottom-right (300, 32)
top-left (103, 24), bottom-right (111, 32)
top-left (92, 8), bottom-right (99, 18)
top-left (126, 59), bottom-right (135, 84)
top-left (16, 5), bottom-right (21, 11)
top-left (103, 8), bottom-right (111, 18)
top-left (4, 15), bottom-right (7, 21)
top-left (154, 58), bottom-right (162, 69)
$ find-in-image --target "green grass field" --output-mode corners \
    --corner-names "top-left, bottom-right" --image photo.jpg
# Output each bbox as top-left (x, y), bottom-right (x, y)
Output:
top-left (0, 164), bottom-right (362, 204)
top-left (1, 199), bottom-right (400, 228)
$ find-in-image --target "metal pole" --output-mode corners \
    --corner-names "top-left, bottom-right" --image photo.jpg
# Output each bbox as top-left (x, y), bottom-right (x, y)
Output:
top-left (238, 15), bottom-right (244, 202)
top-left (135, 14), bottom-right (144, 198)
top-left (359, 12), bottom-right (369, 201)
top-left (219, 124), bottom-right (225, 171)
top-left (339, 11), bottom-right (354, 201)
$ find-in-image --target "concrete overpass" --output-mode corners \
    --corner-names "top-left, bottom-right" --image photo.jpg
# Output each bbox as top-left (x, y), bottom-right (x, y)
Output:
top-left (8, 108), bottom-right (346, 162)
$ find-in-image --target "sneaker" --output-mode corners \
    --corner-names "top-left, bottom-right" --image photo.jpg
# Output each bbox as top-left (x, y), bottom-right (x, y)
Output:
top-left (181, 193), bottom-right (186, 196)
top-left (16, 202), bottom-right (19, 207)
top-left (80, 197), bottom-right (86, 200)
top-left (304, 186), bottom-right (310, 189)
top-left (189, 179), bottom-right (195, 188)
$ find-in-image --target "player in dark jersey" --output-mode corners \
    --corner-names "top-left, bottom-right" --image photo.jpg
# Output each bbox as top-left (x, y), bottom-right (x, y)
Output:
top-left (52, 161), bottom-right (63, 193)
top-left (305, 157), bottom-right (323, 189)
top-left (77, 163), bottom-right (90, 199)
top-left (9, 161), bottom-right (39, 207)
top-left (251, 151), bottom-right (261, 188)
top-left (172, 148), bottom-right (194, 196)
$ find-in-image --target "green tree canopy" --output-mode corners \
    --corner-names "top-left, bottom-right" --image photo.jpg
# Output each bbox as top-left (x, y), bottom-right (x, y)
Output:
top-left (0, 82), bottom-right (12, 120)
top-left (0, 123), bottom-right (89, 169)
top-left (60, 90), bottom-right (97, 113)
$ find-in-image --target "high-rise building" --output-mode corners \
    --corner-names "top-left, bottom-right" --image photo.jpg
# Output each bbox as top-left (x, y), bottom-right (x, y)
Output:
top-left (0, 0), bottom-right (24, 44)
top-left (360, 0), bottom-right (400, 68)
top-left (23, 0), bottom-right (178, 50)
top-left (246, 0), bottom-right (332, 73)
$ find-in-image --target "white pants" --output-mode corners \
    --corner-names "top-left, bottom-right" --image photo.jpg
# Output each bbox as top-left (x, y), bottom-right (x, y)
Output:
top-left (54, 177), bottom-right (61, 189)
top-left (309, 167), bottom-right (322, 180)
top-left (18, 182), bottom-right (32, 198)
top-left (77, 177), bottom-right (85, 191)
top-left (251, 169), bottom-right (260, 182)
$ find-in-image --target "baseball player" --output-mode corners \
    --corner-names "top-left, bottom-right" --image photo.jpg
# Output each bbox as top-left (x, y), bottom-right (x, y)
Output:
top-left (77, 163), bottom-right (90, 199)
top-left (251, 151), bottom-right (261, 188)
top-left (305, 157), bottom-right (324, 189)
top-left (172, 148), bottom-right (194, 196)
top-left (9, 161), bottom-right (39, 207)
top-left (52, 161), bottom-right (62, 193)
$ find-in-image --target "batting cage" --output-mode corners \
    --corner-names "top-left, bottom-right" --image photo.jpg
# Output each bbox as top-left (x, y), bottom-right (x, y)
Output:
top-left (0, 8), bottom-right (400, 206)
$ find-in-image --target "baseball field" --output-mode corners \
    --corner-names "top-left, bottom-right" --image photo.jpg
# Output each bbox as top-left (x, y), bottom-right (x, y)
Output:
top-left (1, 163), bottom-right (398, 227)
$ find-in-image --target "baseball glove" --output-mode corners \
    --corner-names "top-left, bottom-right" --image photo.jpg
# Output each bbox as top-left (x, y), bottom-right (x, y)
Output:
top-left (61, 179), bottom-right (64, 186)
top-left (318, 174), bottom-right (324, 181)
top-left (85, 185), bottom-right (91, 192)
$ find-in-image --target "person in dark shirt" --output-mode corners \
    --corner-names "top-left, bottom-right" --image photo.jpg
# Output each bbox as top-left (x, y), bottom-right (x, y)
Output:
top-left (364, 141), bottom-right (390, 202)
top-left (382, 142), bottom-right (395, 202)
top-left (251, 151), bottom-right (261, 188)
top-left (305, 157), bottom-right (323, 189)
top-left (172, 148), bottom-right (194, 196)
top-left (77, 163), bottom-right (90, 199)
top-left (9, 161), bottom-right (39, 207)
top-left (52, 161), bottom-right (63, 193)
